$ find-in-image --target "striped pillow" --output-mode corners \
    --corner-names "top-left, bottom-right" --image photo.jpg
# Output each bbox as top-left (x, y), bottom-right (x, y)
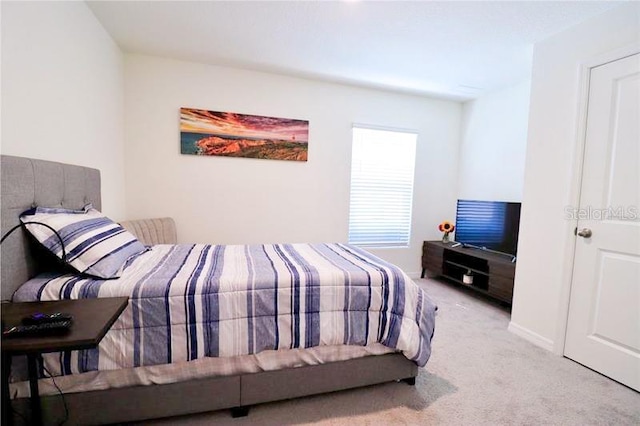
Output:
top-left (20, 204), bottom-right (148, 279)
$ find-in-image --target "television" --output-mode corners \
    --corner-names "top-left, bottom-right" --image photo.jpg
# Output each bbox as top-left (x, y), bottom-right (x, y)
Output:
top-left (454, 199), bottom-right (522, 256)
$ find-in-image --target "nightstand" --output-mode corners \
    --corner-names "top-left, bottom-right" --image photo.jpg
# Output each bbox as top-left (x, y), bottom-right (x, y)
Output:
top-left (1, 297), bottom-right (128, 426)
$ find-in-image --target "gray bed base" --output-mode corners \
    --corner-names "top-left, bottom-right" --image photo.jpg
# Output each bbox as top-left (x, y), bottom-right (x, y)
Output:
top-left (1, 156), bottom-right (418, 425)
top-left (12, 353), bottom-right (417, 425)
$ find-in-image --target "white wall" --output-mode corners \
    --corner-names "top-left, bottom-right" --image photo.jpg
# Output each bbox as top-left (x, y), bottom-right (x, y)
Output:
top-left (510, 3), bottom-right (640, 351)
top-left (1, 1), bottom-right (126, 218)
top-left (458, 81), bottom-right (530, 202)
top-left (124, 54), bottom-right (462, 274)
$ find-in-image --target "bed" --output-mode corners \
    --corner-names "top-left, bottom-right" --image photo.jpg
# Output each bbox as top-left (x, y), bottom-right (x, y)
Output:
top-left (1, 155), bottom-right (437, 425)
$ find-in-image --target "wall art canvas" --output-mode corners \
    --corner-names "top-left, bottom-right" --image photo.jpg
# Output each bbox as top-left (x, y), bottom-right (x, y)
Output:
top-left (180, 107), bottom-right (309, 161)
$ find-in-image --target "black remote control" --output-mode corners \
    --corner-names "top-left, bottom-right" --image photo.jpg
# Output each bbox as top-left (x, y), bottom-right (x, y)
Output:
top-left (2, 320), bottom-right (72, 338)
top-left (22, 312), bottom-right (73, 325)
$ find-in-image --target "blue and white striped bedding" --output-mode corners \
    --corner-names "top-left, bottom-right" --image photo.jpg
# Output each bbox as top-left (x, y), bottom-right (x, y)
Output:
top-left (20, 205), bottom-right (148, 279)
top-left (14, 243), bottom-right (437, 376)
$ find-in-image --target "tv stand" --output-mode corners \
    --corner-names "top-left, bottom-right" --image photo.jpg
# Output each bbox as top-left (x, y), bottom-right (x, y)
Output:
top-left (421, 241), bottom-right (516, 304)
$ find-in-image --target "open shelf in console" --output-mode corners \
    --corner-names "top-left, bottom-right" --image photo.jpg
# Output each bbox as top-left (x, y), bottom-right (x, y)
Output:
top-left (443, 250), bottom-right (490, 291)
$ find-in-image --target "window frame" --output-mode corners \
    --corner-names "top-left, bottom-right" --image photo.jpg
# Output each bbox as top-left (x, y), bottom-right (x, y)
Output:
top-left (348, 124), bottom-right (418, 248)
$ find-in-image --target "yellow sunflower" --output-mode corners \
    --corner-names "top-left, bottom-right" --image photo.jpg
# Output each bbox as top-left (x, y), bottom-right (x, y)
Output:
top-left (438, 221), bottom-right (455, 233)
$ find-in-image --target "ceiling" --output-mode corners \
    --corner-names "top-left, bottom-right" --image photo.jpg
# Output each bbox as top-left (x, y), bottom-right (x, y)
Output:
top-left (87, 1), bottom-right (623, 101)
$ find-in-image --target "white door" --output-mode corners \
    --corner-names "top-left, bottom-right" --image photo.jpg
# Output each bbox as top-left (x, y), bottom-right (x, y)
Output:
top-left (565, 53), bottom-right (640, 391)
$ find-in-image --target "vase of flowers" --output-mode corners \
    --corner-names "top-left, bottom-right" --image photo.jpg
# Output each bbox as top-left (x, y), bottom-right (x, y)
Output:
top-left (439, 221), bottom-right (455, 243)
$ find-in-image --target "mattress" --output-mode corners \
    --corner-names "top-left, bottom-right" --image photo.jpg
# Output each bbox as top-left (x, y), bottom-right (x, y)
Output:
top-left (13, 243), bottom-right (436, 381)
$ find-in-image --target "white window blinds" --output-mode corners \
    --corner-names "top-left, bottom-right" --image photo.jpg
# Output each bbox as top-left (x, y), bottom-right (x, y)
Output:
top-left (348, 127), bottom-right (417, 247)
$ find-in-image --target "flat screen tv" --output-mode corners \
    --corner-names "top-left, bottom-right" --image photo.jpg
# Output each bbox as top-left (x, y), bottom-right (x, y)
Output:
top-left (455, 199), bottom-right (522, 256)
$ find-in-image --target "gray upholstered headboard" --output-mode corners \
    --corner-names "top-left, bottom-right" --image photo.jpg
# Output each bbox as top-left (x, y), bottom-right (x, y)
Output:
top-left (1, 155), bottom-right (101, 299)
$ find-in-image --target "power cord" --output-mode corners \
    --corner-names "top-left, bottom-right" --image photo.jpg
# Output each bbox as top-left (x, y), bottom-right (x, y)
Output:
top-left (2, 223), bottom-right (70, 424)
top-left (1, 221), bottom-right (68, 262)
top-left (42, 362), bottom-right (69, 426)
top-left (11, 405), bottom-right (27, 424)
top-left (1, 221), bottom-right (118, 282)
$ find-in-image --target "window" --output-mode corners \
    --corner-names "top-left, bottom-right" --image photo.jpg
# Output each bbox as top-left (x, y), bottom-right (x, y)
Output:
top-left (348, 126), bottom-right (417, 247)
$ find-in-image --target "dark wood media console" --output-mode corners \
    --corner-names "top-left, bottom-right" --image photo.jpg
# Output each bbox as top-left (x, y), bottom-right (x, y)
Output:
top-left (421, 241), bottom-right (516, 304)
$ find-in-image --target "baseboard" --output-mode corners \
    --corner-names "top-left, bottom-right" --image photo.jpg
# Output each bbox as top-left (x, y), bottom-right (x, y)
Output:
top-left (508, 321), bottom-right (554, 352)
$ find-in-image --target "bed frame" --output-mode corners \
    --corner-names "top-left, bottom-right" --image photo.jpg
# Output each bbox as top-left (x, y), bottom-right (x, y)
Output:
top-left (1, 155), bottom-right (418, 425)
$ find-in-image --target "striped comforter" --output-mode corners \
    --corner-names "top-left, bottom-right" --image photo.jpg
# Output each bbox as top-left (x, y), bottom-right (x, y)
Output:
top-left (14, 243), bottom-right (437, 377)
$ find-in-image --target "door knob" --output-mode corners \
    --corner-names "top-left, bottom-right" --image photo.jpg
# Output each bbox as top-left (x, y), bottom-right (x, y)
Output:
top-left (577, 228), bottom-right (592, 238)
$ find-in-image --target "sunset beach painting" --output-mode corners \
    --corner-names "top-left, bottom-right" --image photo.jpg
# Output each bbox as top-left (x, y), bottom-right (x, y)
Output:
top-left (180, 107), bottom-right (309, 161)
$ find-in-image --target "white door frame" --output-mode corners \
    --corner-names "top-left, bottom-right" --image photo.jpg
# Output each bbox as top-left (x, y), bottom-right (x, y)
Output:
top-left (554, 43), bottom-right (640, 356)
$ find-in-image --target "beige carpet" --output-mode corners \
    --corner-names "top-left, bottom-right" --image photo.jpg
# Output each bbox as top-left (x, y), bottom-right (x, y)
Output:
top-left (135, 278), bottom-right (640, 426)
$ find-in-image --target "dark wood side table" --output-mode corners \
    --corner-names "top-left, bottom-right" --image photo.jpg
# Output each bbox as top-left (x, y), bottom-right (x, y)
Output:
top-left (1, 297), bottom-right (128, 426)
